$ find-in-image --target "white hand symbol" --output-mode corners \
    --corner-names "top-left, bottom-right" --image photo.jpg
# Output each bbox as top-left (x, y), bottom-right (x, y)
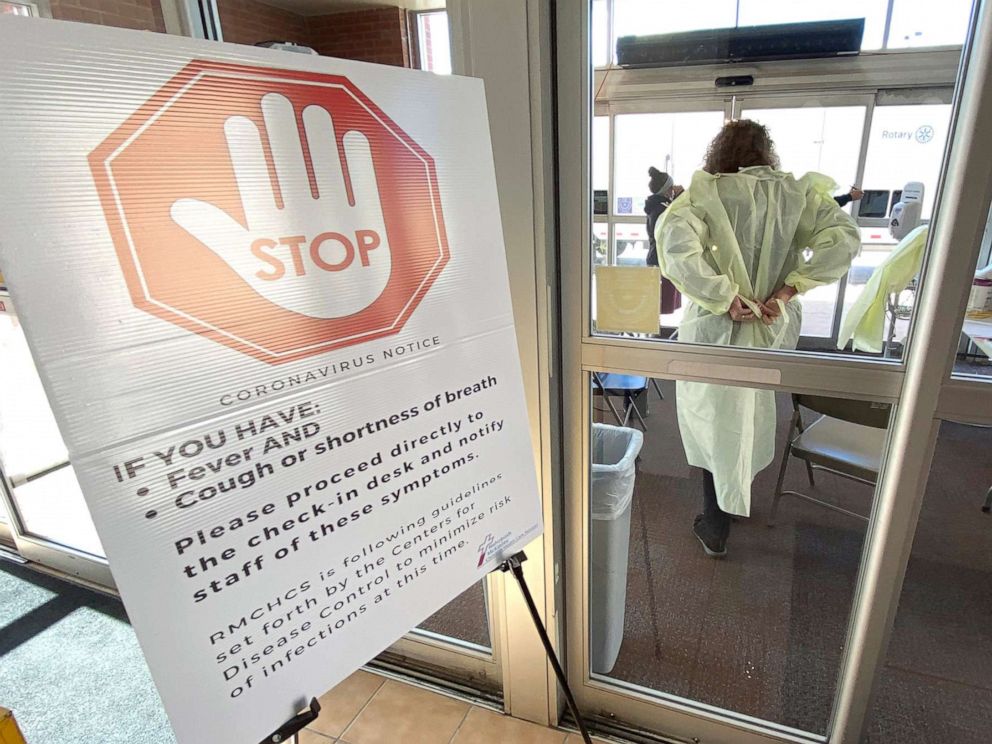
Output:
top-left (171, 93), bottom-right (391, 319)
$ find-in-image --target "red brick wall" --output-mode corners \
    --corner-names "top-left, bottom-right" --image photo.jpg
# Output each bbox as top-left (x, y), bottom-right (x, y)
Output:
top-left (216, 0), bottom-right (309, 47)
top-left (49, 0), bottom-right (166, 32)
top-left (307, 7), bottom-right (410, 67)
top-left (47, 1), bottom-right (411, 68)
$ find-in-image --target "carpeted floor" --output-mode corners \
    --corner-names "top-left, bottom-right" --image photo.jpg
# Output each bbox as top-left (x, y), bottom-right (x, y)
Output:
top-left (0, 561), bottom-right (174, 744)
top-left (597, 380), bottom-right (992, 741)
top-left (419, 582), bottom-right (490, 649)
top-left (405, 379), bottom-right (992, 742)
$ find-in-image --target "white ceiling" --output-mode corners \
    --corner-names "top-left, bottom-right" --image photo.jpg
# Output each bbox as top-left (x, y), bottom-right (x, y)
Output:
top-left (259, 0), bottom-right (445, 17)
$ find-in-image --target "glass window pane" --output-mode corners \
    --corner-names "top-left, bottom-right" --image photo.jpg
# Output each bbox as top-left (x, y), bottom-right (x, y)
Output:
top-left (861, 104), bottom-right (953, 220)
top-left (0, 304), bottom-right (101, 555)
top-left (799, 282), bottom-right (841, 338)
top-left (592, 0), bottom-right (609, 67)
top-left (417, 11), bottom-right (452, 75)
top-left (13, 465), bottom-right (104, 557)
top-left (840, 237), bottom-right (913, 354)
top-left (866, 421), bottom-right (992, 740)
top-left (740, 105), bottom-right (868, 338)
top-left (955, 205), bottom-right (992, 379)
top-left (613, 0), bottom-right (737, 40)
top-left (0, 313), bottom-right (68, 481)
top-left (613, 111), bottom-right (724, 215)
top-left (593, 222), bottom-right (608, 267)
top-left (615, 223), bottom-right (649, 266)
top-left (1, 2), bottom-right (35, 17)
top-left (593, 116), bottom-right (609, 193)
top-left (888, 0), bottom-right (973, 48)
top-left (588, 372), bottom-right (890, 734)
top-left (957, 321), bottom-right (992, 374)
top-left (745, 106), bottom-right (866, 210)
top-left (738, 0), bottom-right (888, 49)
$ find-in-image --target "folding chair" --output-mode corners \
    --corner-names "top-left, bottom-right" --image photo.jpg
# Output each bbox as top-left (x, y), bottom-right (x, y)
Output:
top-left (593, 373), bottom-right (649, 429)
top-left (769, 394), bottom-right (891, 525)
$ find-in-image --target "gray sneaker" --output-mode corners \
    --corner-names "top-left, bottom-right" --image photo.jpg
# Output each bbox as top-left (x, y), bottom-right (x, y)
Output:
top-left (693, 514), bottom-right (727, 558)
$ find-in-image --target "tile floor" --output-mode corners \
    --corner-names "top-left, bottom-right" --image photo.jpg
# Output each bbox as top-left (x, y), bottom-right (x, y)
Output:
top-left (300, 670), bottom-right (606, 744)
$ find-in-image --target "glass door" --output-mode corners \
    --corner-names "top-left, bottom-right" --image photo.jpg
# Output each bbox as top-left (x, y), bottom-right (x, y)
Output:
top-left (0, 284), bottom-right (111, 582)
top-left (559, 1), bottom-right (988, 742)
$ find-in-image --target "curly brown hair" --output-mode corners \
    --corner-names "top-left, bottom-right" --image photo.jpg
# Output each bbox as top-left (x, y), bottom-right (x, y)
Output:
top-left (703, 119), bottom-right (780, 174)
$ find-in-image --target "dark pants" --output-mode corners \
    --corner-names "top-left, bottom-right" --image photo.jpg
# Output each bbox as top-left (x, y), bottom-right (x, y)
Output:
top-left (701, 470), bottom-right (732, 539)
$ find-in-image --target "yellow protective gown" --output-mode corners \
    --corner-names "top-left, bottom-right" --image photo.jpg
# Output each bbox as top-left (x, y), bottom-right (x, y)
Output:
top-left (837, 225), bottom-right (929, 353)
top-left (657, 166), bottom-right (860, 516)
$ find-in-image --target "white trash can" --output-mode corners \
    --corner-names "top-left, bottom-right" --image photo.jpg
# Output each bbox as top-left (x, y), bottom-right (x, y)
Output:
top-left (590, 423), bottom-right (643, 675)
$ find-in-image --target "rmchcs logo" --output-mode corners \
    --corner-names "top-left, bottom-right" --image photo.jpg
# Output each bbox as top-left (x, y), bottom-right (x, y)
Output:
top-left (477, 531), bottom-right (515, 567)
top-left (90, 61), bottom-right (450, 364)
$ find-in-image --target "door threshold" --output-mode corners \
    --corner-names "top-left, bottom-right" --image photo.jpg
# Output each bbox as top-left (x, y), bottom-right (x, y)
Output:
top-left (0, 546), bottom-right (26, 564)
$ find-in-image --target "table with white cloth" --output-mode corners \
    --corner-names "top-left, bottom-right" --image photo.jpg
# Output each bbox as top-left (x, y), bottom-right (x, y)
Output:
top-left (962, 316), bottom-right (992, 359)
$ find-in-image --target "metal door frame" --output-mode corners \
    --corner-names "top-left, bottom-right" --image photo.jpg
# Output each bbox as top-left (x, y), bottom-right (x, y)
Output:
top-left (557, 1), bottom-right (992, 742)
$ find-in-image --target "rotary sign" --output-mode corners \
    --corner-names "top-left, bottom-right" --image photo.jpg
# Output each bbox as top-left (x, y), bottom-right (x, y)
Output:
top-left (90, 61), bottom-right (450, 364)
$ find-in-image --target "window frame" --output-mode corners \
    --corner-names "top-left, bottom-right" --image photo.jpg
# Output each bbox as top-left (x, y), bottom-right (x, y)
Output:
top-left (594, 0), bottom-right (972, 69)
top-left (408, 8), bottom-right (451, 73)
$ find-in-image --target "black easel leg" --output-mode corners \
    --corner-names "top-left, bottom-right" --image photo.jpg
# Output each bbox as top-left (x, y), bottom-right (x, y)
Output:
top-left (499, 552), bottom-right (593, 744)
top-left (259, 698), bottom-right (320, 744)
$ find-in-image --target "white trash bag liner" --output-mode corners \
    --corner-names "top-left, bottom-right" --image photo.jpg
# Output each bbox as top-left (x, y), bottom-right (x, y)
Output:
top-left (589, 422), bottom-right (643, 673)
top-left (591, 423), bottom-right (643, 520)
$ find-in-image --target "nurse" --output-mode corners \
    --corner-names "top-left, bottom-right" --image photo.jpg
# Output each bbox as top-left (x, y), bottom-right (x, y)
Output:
top-left (656, 120), bottom-right (860, 558)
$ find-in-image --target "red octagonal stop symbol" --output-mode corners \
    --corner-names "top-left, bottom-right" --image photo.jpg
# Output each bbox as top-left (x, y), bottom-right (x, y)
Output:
top-left (89, 60), bottom-right (450, 364)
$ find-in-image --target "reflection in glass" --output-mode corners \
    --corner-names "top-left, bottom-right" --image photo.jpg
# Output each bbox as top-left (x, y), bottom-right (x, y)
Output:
top-left (588, 374), bottom-right (888, 733)
top-left (866, 421), bottom-right (992, 741)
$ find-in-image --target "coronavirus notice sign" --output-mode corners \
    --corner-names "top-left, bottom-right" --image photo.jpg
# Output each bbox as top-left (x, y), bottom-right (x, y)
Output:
top-left (0, 18), bottom-right (542, 744)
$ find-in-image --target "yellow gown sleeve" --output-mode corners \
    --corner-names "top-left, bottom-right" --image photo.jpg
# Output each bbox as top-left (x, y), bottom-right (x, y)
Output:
top-left (786, 173), bottom-right (862, 294)
top-left (837, 225), bottom-right (929, 352)
top-left (656, 195), bottom-right (739, 316)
